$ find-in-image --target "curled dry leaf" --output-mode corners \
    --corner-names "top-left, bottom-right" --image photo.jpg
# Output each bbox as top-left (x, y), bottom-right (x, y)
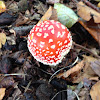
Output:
top-left (79, 18), bottom-right (100, 44)
top-left (77, 2), bottom-right (100, 23)
top-left (38, 6), bottom-right (58, 24)
top-left (90, 81), bottom-right (100, 100)
top-left (0, 88), bottom-right (6, 100)
top-left (72, 55), bottom-right (98, 83)
top-left (57, 60), bottom-right (85, 78)
top-left (0, 33), bottom-right (6, 48)
top-left (58, 55), bottom-right (98, 83)
top-left (15, 14), bottom-right (29, 27)
top-left (0, 1), bottom-right (6, 13)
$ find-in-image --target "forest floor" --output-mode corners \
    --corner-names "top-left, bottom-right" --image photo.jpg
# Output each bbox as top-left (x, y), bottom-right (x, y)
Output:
top-left (0, 0), bottom-right (100, 100)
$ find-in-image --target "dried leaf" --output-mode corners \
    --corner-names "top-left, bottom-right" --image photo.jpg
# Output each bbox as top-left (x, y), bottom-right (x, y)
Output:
top-left (38, 6), bottom-right (52, 24)
top-left (57, 60), bottom-right (85, 78)
top-left (90, 60), bottom-right (100, 77)
top-left (0, 1), bottom-right (6, 13)
top-left (77, 2), bottom-right (100, 23)
top-left (90, 81), bottom-right (100, 100)
top-left (79, 18), bottom-right (100, 44)
top-left (83, 55), bottom-right (98, 62)
top-left (50, 8), bottom-right (58, 21)
top-left (0, 88), bottom-right (6, 100)
top-left (38, 6), bottom-right (57, 24)
top-left (15, 14), bottom-right (29, 26)
top-left (0, 33), bottom-right (6, 48)
top-left (72, 55), bottom-right (98, 83)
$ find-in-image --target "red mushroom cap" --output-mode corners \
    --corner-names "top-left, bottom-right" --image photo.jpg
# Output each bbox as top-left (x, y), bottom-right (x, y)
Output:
top-left (28, 20), bottom-right (72, 66)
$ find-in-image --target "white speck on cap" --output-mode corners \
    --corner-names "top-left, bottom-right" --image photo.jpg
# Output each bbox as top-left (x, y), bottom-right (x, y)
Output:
top-left (43, 33), bottom-right (49, 38)
top-left (61, 24), bottom-right (65, 29)
top-left (50, 52), bottom-right (53, 54)
top-left (37, 33), bottom-right (42, 36)
top-left (51, 45), bottom-right (55, 49)
top-left (40, 41), bottom-right (45, 44)
top-left (32, 39), bottom-right (36, 43)
top-left (39, 28), bottom-right (42, 32)
top-left (45, 25), bottom-right (49, 27)
top-left (59, 42), bottom-right (62, 46)
top-left (46, 51), bottom-right (50, 53)
top-left (48, 25), bottom-right (54, 30)
top-left (64, 40), bottom-right (68, 44)
top-left (56, 24), bottom-right (60, 28)
top-left (51, 29), bottom-right (54, 34)
top-left (40, 44), bottom-right (44, 48)
top-left (49, 39), bottom-right (53, 43)
top-left (57, 31), bottom-right (61, 38)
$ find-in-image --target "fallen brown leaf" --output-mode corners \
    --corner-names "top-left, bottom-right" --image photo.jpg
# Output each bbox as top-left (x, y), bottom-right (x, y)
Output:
top-left (15, 14), bottom-right (29, 27)
top-left (79, 19), bottom-right (100, 44)
top-left (90, 81), bottom-right (100, 100)
top-left (72, 55), bottom-right (98, 83)
top-left (57, 55), bottom-right (98, 82)
top-left (0, 88), bottom-right (6, 100)
top-left (57, 60), bottom-right (85, 78)
top-left (89, 77), bottom-right (99, 81)
top-left (83, 55), bottom-right (98, 62)
top-left (38, 6), bottom-right (57, 24)
top-left (90, 60), bottom-right (100, 77)
top-left (77, 2), bottom-right (100, 23)
top-left (0, 33), bottom-right (6, 48)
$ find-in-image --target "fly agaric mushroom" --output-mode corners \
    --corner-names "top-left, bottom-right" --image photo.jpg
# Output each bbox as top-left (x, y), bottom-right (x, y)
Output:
top-left (28, 20), bottom-right (72, 66)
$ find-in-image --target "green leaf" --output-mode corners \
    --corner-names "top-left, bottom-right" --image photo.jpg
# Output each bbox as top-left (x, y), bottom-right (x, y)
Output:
top-left (54, 3), bottom-right (78, 28)
top-left (95, 0), bottom-right (100, 2)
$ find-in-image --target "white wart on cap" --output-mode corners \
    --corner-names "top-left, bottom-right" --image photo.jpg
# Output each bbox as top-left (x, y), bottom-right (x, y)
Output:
top-left (28, 20), bottom-right (72, 66)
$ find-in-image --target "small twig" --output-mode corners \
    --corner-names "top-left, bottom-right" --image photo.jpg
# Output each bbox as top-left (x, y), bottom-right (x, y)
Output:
top-left (51, 89), bottom-right (80, 100)
top-left (82, 0), bottom-right (100, 13)
top-left (24, 80), bottom-right (32, 92)
top-left (6, 0), bottom-right (14, 8)
top-left (33, 66), bottom-right (52, 75)
top-left (71, 0), bottom-right (78, 3)
top-left (0, 73), bottom-right (27, 77)
top-left (73, 42), bottom-right (100, 59)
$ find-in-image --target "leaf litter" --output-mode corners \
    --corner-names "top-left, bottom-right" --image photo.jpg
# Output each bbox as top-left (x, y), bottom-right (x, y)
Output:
top-left (0, 0), bottom-right (100, 100)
